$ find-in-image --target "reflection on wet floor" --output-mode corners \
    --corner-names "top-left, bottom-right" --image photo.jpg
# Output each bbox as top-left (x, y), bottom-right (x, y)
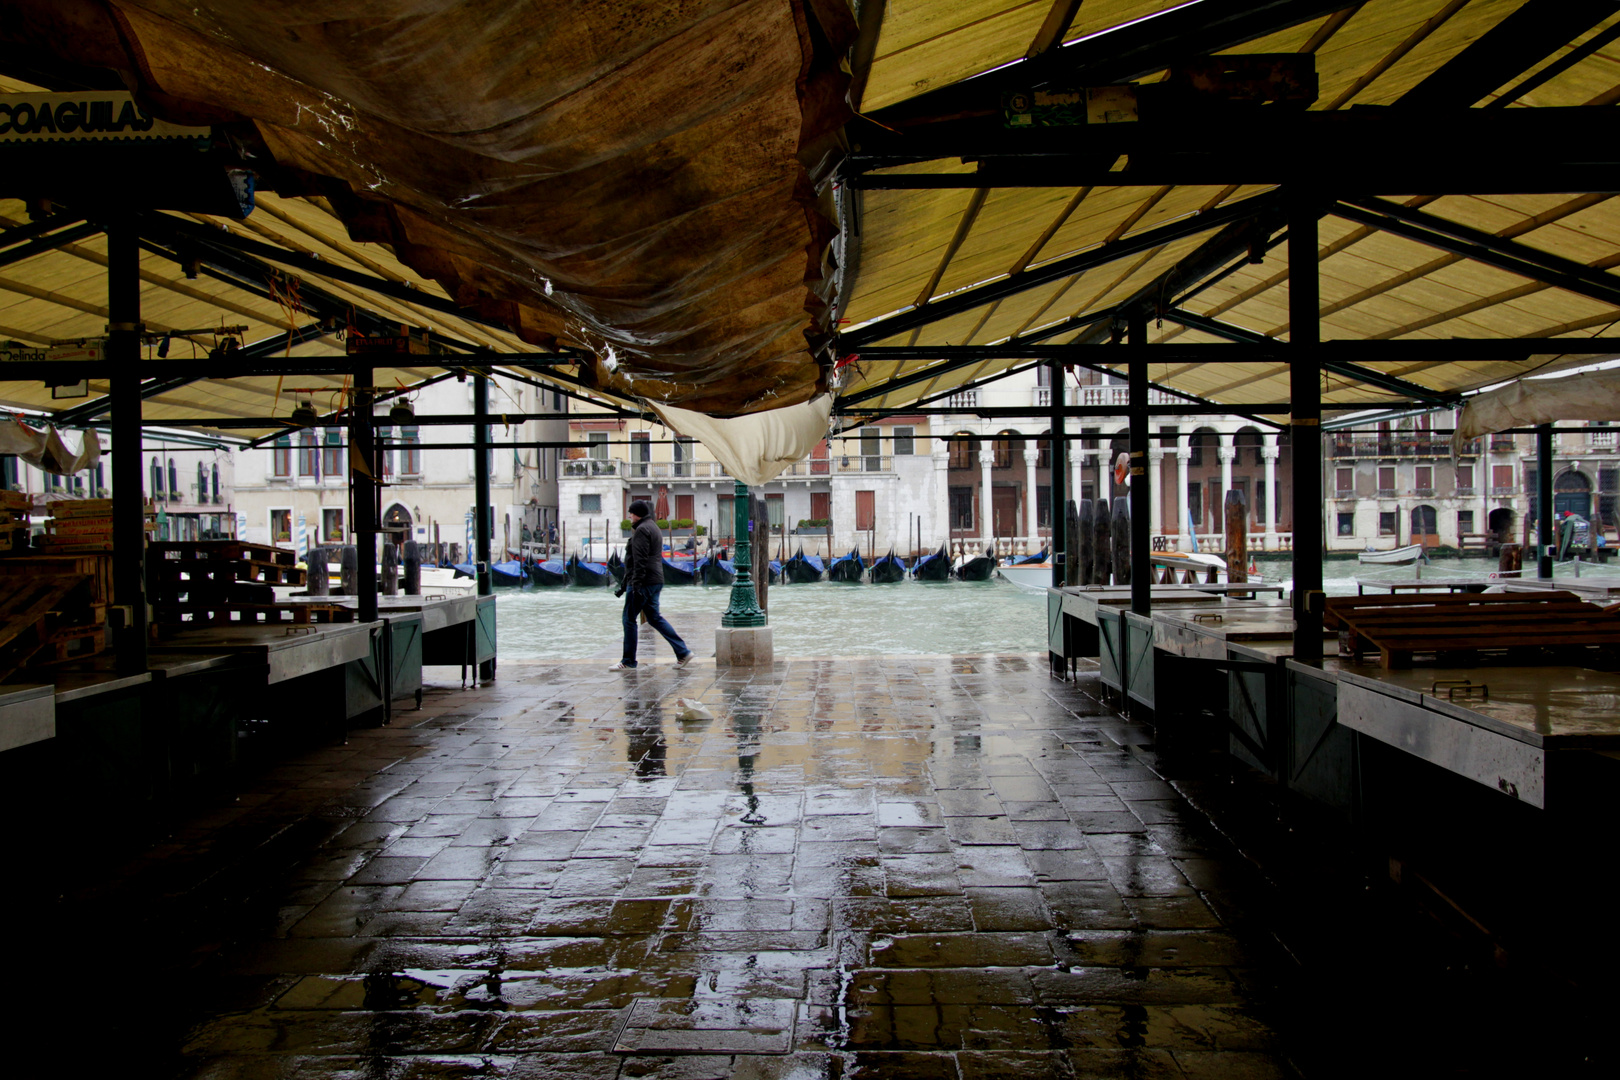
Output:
top-left (27, 654), bottom-right (1581, 1078)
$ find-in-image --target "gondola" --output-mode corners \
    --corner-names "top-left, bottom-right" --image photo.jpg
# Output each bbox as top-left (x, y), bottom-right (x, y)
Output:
top-left (696, 554), bottom-right (736, 586)
top-left (606, 551), bottom-right (626, 584)
top-left (662, 556), bottom-right (697, 586)
top-left (954, 547), bottom-right (997, 581)
top-left (528, 558), bottom-right (568, 587)
top-left (768, 559), bottom-right (783, 584)
top-left (869, 550), bottom-right (907, 583)
top-left (1013, 547), bottom-right (1049, 565)
top-left (566, 553), bottom-right (612, 587)
top-left (827, 548), bottom-right (865, 583)
top-left (910, 544), bottom-right (951, 582)
top-left (490, 559), bottom-right (529, 588)
top-left (782, 546), bottom-right (824, 583)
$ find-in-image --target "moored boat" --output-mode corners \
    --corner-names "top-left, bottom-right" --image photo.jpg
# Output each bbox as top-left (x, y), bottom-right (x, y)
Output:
top-left (696, 554), bottom-right (736, 586)
top-left (663, 556), bottom-right (697, 586)
top-left (490, 559), bottom-right (528, 588)
top-left (528, 558), bottom-right (568, 587)
top-left (782, 546), bottom-right (824, 583)
top-left (827, 548), bottom-right (865, 582)
top-left (566, 554), bottom-right (612, 586)
top-left (870, 550), bottom-right (907, 583)
top-left (606, 551), bottom-right (625, 584)
top-left (911, 544), bottom-right (951, 581)
top-left (1359, 543), bottom-right (1426, 566)
top-left (954, 547), bottom-right (997, 581)
top-left (995, 562), bottom-right (1053, 590)
top-left (1148, 550), bottom-right (1229, 583)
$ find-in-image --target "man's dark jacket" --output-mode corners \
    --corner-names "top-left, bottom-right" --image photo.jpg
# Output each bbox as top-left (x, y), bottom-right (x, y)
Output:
top-left (625, 516), bottom-right (665, 588)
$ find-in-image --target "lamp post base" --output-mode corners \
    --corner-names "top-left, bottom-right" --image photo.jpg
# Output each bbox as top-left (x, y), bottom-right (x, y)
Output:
top-left (716, 625), bottom-right (773, 667)
top-left (720, 479), bottom-right (767, 628)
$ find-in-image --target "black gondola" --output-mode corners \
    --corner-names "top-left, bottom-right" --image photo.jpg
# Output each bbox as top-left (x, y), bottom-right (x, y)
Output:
top-left (869, 550), bottom-right (907, 583)
top-left (606, 551), bottom-right (625, 584)
top-left (955, 546), bottom-right (998, 581)
top-left (662, 557), bottom-right (697, 586)
top-left (696, 554), bottom-right (736, 586)
top-left (827, 548), bottom-right (865, 583)
top-left (910, 544), bottom-right (951, 581)
top-left (782, 545), bottom-right (824, 583)
top-left (528, 558), bottom-right (568, 586)
top-left (566, 554), bottom-right (611, 587)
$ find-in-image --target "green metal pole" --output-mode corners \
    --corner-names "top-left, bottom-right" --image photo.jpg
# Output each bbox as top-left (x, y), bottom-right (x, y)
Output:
top-left (721, 480), bottom-right (767, 627)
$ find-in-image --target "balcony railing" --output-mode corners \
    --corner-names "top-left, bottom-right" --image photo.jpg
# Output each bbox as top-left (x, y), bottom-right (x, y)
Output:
top-left (1491, 485), bottom-right (1516, 496)
top-left (1490, 437), bottom-right (1517, 451)
top-left (1076, 385), bottom-right (1180, 408)
top-left (560, 455), bottom-right (893, 482)
top-left (1590, 429), bottom-right (1617, 447)
top-left (1456, 486), bottom-right (1477, 497)
top-left (1375, 488), bottom-right (1396, 498)
top-left (1330, 437), bottom-right (1451, 458)
top-left (946, 390), bottom-right (979, 409)
top-left (1414, 487), bottom-right (1435, 498)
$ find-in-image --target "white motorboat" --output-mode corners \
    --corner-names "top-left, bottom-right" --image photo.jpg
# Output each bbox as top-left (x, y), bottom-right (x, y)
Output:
top-left (1149, 550), bottom-right (1231, 583)
top-left (1358, 543), bottom-right (1425, 565)
top-left (994, 563), bottom-right (1054, 591)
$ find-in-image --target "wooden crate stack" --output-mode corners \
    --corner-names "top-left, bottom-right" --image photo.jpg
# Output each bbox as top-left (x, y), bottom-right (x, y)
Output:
top-left (148, 540), bottom-right (352, 627)
top-left (0, 490), bottom-right (29, 554)
top-left (0, 571), bottom-right (107, 681)
top-left (35, 497), bottom-right (157, 553)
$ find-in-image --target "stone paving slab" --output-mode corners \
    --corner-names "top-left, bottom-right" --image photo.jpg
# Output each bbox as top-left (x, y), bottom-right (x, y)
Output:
top-left (22, 654), bottom-right (1315, 1078)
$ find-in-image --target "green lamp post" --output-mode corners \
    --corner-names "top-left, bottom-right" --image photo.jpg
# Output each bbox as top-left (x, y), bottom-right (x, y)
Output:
top-left (720, 479), bottom-right (767, 627)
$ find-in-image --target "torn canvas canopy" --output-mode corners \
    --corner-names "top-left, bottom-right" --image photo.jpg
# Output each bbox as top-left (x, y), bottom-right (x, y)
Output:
top-left (0, 417), bottom-right (102, 475)
top-left (649, 396), bottom-right (834, 487)
top-left (1453, 369), bottom-right (1620, 454)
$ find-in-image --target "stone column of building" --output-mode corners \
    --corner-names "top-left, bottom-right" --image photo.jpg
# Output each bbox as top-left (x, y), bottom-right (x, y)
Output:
top-left (1263, 433), bottom-right (1280, 551)
top-left (933, 445), bottom-right (951, 556)
top-left (979, 447), bottom-right (995, 549)
top-left (1071, 445), bottom-right (1087, 511)
top-left (1023, 446), bottom-right (1039, 546)
top-left (1218, 433), bottom-right (1236, 547)
top-left (1177, 435), bottom-right (1192, 551)
top-left (1149, 444), bottom-right (1165, 540)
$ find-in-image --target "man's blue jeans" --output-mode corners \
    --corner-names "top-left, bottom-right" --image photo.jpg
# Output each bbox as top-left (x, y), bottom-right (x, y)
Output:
top-left (621, 584), bottom-right (690, 666)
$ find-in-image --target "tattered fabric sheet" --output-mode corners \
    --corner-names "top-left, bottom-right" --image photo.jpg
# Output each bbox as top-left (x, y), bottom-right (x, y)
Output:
top-left (651, 395), bottom-right (832, 486)
top-left (0, 417), bottom-right (102, 474)
top-left (1452, 368), bottom-right (1620, 454)
top-left (2, 0), bottom-right (855, 414)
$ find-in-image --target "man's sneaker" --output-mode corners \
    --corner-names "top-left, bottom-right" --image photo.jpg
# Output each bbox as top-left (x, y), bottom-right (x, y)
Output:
top-left (676, 652), bottom-right (694, 668)
top-left (610, 661), bottom-right (635, 671)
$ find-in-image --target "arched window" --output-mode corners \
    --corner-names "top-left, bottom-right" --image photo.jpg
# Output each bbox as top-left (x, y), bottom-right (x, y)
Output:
top-left (211, 464), bottom-right (220, 503)
top-left (197, 462), bottom-right (206, 503)
top-left (150, 456), bottom-right (164, 496)
top-left (948, 433), bottom-right (977, 470)
top-left (993, 430), bottom-right (1018, 469)
top-left (168, 458), bottom-right (178, 497)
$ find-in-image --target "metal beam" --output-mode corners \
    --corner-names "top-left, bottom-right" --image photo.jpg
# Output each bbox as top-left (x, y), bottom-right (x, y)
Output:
top-left (838, 190), bottom-right (1279, 349)
top-left (1160, 308), bottom-right (1458, 403)
top-left (135, 212), bottom-right (512, 333)
top-left (1335, 197), bottom-right (1620, 311)
top-left (843, 338), bottom-right (1620, 365)
top-left (0, 221), bottom-right (102, 268)
top-left (868, 0), bottom-right (1357, 126)
top-left (1397, 0), bottom-right (1620, 110)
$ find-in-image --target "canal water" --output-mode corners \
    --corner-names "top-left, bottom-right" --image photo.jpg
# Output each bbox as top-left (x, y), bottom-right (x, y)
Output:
top-left (495, 557), bottom-right (1620, 660)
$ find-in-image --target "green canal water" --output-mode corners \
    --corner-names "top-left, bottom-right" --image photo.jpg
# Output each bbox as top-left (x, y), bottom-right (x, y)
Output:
top-left (494, 556), bottom-right (1620, 660)
top-left (496, 578), bottom-right (1047, 660)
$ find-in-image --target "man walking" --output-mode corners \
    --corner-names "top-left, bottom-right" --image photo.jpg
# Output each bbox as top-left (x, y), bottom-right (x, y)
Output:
top-left (612, 500), bottom-right (693, 670)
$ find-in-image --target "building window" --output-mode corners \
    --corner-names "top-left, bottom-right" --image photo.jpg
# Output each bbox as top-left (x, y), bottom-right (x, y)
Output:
top-left (673, 437), bottom-right (693, 477)
top-left (993, 433), bottom-right (1016, 469)
top-left (630, 432), bottom-right (650, 477)
top-left (1337, 512), bottom-right (1354, 536)
top-left (169, 458), bottom-right (179, 498)
top-left (298, 431), bottom-right (318, 477)
top-left (948, 434), bottom-right (976, 470)
top-left (400, 426), bottom-right (421, 476)
top-left (717, 494), bottom-right (734, 539)
top-left (1458, 510), bottom-right (1475, 536)
top-left (1037, 485), bottom-right (1051, 528)
top-left (588, 432), bottom-right (608, 460)
top-left (152, 455), bottom-right (166, 494)
top-left (1414, 465), bottom-right (1433, 496)
top-left (861, 427), bottom-right (882, 471)
top-left (1456, 464), bottom-right (1474, 493)
top-left (1081, 426), bottom-right (1099, 451)
top-left (579, 493), bottom-right (602, 514)
top-left (210, 464), bottom-right (219, 504)
top-left (323, 507), bottom-right (345, 543)
top-left (855, 490), bottom-right (875, 532)
top-left (893, 426), bottom-right (915, 456)
top-left (1036, 438), bottom-right (1050, 470)
top-left (322, 430), bottom-right (343, 477)
top-left (1335, 467), bottom-right (1352, 495)
top-left (1255, 480), bottom-right (1266, 524)
top-left (270, 508), bottom-right (291, 543)
top-left (1188, 484), bottom-right (1202, 530)
top-left (376, 425), bottom-right (395, 478)
top-left (1525, 466), bottom-right (1538, 494)
top-left (949, 486), bottom-right (974, 530)
top-left (1379, 511), bottom-right (1397, 535)
top-left (766, 494), bottom-right (785, 533)
top-left (197, 462), bottom-right (207, 502)
top-left (1377, 465), bottom-right (1395, 496)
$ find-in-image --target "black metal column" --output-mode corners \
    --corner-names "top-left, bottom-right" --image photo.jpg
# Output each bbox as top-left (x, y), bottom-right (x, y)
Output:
top-left (1049, 357), bottom-right (1067, 588)
top-left (352, 368), bottom-right (378, 625)
top-left (1128, 313), bottom-right (1150, 617)
top-left (107, 221), bottom-right (146, 673)
top-left (474, 372), bottom-right (495, 682)
top-left (1289, 193), bottom-right (1324, 662)
top-left (1537, 423), bottom-right (1554, 579)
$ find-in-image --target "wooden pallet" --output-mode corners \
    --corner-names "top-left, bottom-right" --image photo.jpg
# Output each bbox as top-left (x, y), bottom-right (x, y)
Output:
top-left (0, 555), bottom-right (115, 603)
top-left (151, 602), bottom-right (355, 627)
top-left (149, 558), bottom-right (306, 589)
top-left (0, 573), bottom-right (97, 681)
top-left (150, 541), bottom-right (296, 568)
top-left (1326, 590), bottom-right (1620, 668)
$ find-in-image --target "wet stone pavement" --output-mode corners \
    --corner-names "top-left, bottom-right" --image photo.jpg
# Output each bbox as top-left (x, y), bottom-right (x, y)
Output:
top-left (40, 656), bottom-right (1307, 1078)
